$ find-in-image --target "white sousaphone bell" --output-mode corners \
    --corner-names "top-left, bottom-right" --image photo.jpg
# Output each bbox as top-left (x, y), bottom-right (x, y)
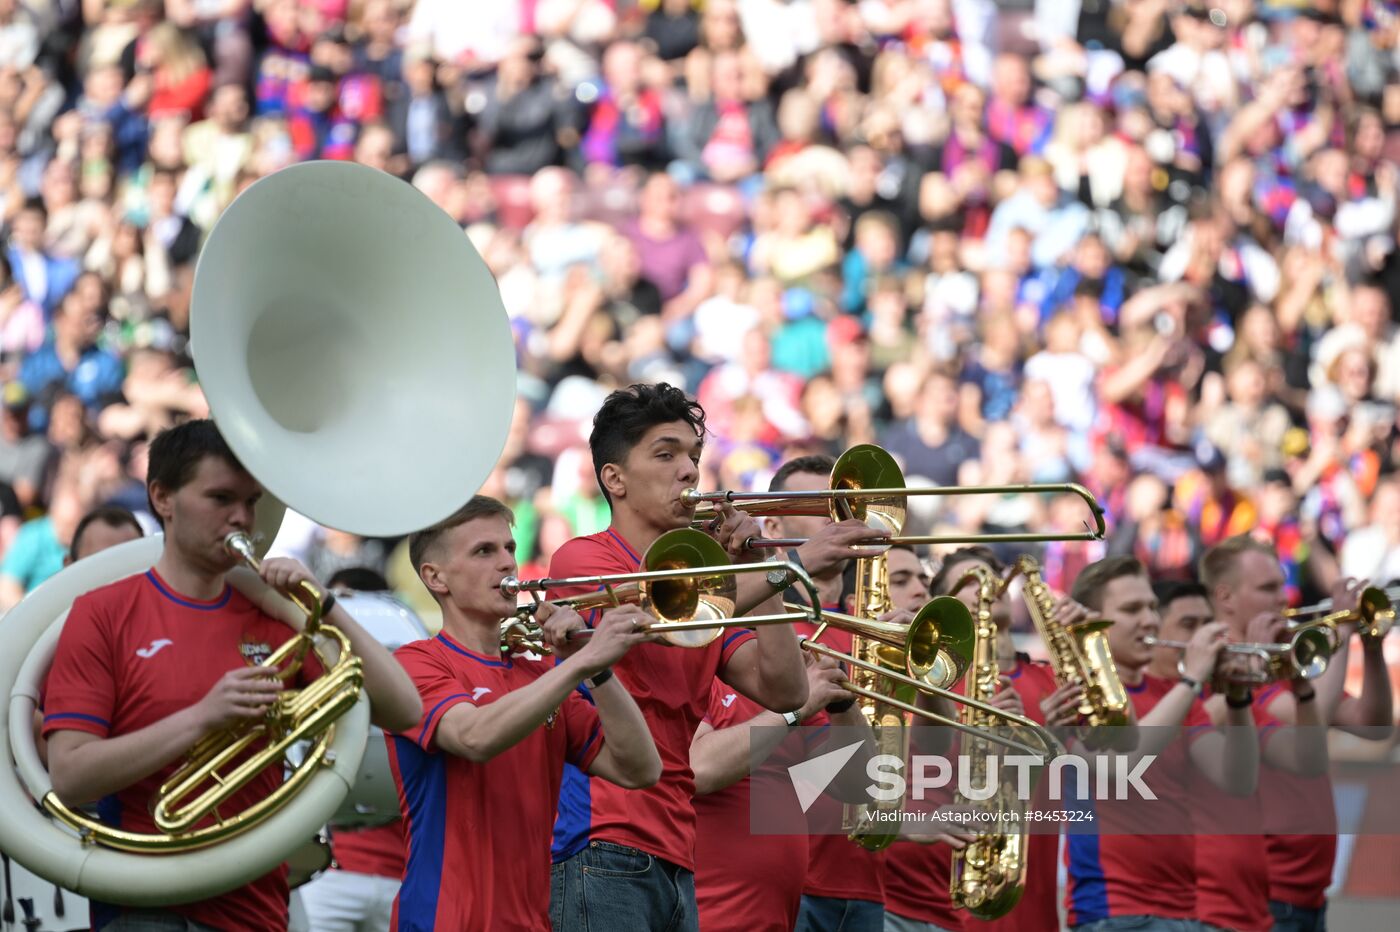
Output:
top-left (0, 161), bottom-right (516, 906)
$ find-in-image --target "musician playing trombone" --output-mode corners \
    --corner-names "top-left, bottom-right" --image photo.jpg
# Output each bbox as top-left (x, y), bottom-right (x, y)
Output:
top-left (1194, 535), bottom-right (1392, 932)
top-left (544, 384), bottom-right (877, 932)
top-left (42, 420), bottom-right (424, 932)
top-left (388, 495), bottom-right (660, 932)
top-left (748, 454), bottom-right (893, 932)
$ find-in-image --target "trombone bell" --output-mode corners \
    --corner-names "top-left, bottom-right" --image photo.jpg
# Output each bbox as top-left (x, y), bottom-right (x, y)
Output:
top-left (790, 596), bottom-right (974, 688)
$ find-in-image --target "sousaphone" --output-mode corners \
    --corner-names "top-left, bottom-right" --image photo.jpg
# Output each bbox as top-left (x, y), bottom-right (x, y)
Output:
top-left (0, 161), bottom-right (516, 905)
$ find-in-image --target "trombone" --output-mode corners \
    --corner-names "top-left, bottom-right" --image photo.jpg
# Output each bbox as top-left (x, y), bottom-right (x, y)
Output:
top-left (1143, 629), bottom-right (1333, 685)
top-left (682, 444), bottom-right (1106, 548)
top-left (784, 601), bottom-right (973, 691)
top-left (497, 529), bottom-right (1058, 758)
top-left (796, 597), bottom-right (1064, 760)
top-left (497, 528), bottom-right (821, 652)
top-left (1284, 586), bottom-right (1395, 641)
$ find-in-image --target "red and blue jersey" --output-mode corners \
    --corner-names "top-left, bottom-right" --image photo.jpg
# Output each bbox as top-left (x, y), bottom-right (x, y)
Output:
top-left (43, 569), bottom-right (319, 932)
top-left (1064, 674), bottom-right (1210, 927)
top-left (548, 528), bottom-right (755, 871)
top-left (387, 633), bottom-right (604, 932)
top-left (694, 679), bottom-right (809, 931)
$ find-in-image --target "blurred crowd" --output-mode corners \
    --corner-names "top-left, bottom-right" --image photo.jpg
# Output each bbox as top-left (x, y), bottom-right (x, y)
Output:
top-left (4, 0), bottom-right (1400, 631)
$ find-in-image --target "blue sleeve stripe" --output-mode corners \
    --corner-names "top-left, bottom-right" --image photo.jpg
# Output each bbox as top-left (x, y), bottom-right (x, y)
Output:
top-left (576, 722), bottom-right (602, 765)
top-left (721, 630), bottom-right (753, 651)
top-left (44, 712), bottom-right (110, 728)
top-left (417, 694), bottom-right (470, 750)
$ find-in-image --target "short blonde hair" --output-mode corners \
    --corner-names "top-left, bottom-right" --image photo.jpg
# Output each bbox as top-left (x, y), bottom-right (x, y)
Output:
top-left (1198, 535), bottom-right (1276, 592)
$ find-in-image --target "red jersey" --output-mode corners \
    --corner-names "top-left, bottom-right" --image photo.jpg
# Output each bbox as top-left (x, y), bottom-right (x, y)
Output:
top-left (963, 657), bottom-right (1060, 932)
top-left (884, 655), bottom-right (1058, 931)
top-left (1260, 685), bottom-right (1338, 909)
top-left (694, 680), bottom-right (809, 931)
top-left (387, 633), bottom-right (604, 932)
top-left (792, 619), bottom-right (886, 904)
top-left (1065, 674), bottom-right (1210, 927)
top-left (331, 821), bottom-right (405, 879)
top-left (548, 528), bottom-right (755, 871)
top-left (1193, 686), bottom-right (1284, 932)
top-left (43, 570), bottom-right (319, 932)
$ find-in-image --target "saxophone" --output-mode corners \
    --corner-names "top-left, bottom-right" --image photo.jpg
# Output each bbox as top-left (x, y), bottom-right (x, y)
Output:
top-left (949, 564), bottom-right (1028, 919)
top-left (1009, 555), bottom-right (1130, 744)
top-left (842, 552), bottom-right (910, 851)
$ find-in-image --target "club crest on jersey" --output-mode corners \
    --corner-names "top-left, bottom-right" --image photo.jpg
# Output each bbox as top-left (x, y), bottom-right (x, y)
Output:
top-left (240, 638), bottom-right (274, 666)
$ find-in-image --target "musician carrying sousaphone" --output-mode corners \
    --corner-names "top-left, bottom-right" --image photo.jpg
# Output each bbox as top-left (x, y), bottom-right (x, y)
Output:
top-left (42, 420), bottom-right (424, 932)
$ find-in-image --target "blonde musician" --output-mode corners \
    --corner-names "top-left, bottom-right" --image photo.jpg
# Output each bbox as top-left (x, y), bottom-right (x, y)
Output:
top-left (1194, 535), bottom-right (1390, 932)
top-left (1063, 556), bottom-right (1259, 932)
top-left (388, 495), bottom-right (660, 931)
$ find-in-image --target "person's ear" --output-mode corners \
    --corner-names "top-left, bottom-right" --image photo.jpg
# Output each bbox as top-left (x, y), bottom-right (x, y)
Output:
top-left (599, 462), bottom-right (626, 502)
top-left (148, 481), bottom-right (175, 526)
top-left (420, 561), bottom-right (449, 599)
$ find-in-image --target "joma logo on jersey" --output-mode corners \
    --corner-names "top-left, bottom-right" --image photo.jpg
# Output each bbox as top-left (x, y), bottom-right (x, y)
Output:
top-left (240, 640), bottom-right (274, 666)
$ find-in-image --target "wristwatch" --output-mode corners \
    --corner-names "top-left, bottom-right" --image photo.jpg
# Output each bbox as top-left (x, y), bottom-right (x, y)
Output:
top-left (1179, 674), bottom-right (1204, 697)
top-left (782, 710), bottom-right (802, 727)
top-left (767, 567), bottom-right (794, 590)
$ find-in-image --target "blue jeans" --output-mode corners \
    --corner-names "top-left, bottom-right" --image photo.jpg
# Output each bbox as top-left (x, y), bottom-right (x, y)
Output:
top-left (1270, 900), bottom-right (1327, 932)
top-left (796, 894), bottom-right (884, 932)
top-left (883, 910), bottom-right (955, 932)
top-left (550, 841), bottom-right (698, 932)
top-left (1073, 919), bottom-right (1209, 932)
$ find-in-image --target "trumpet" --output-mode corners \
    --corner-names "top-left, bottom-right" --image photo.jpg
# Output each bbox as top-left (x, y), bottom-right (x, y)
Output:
top-left (497, 528), bottom-right (820, 653)
top-left (683, 444), bottom-right (1106, 548)
top-left (1284, 586), bottom-right (1395, 641)
top-left (44, 531), bottom-right (366, 848)
top-left (1143, 629), bottom-right (1333, 685)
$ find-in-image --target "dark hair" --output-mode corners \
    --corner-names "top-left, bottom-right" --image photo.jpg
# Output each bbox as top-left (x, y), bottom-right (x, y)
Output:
top-left (929, 545), bottom-right (1003, 596)
top-left (770, 454), bottom-right (836, 493)
top-left (328, 567), bottom-right (390, 592)
top-left (407, 495), bottom-right (515, 577)
top-left (589, 383), bottom-right (706, 506)
top-left (1153, 579), bottom-right (1208, 611)
top-left (145, 420), bottom-right (248, 524)
top-left (69, 505), bottom-right (143, 562)
top-left (1070, 556), bottom-right (1147, 612)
